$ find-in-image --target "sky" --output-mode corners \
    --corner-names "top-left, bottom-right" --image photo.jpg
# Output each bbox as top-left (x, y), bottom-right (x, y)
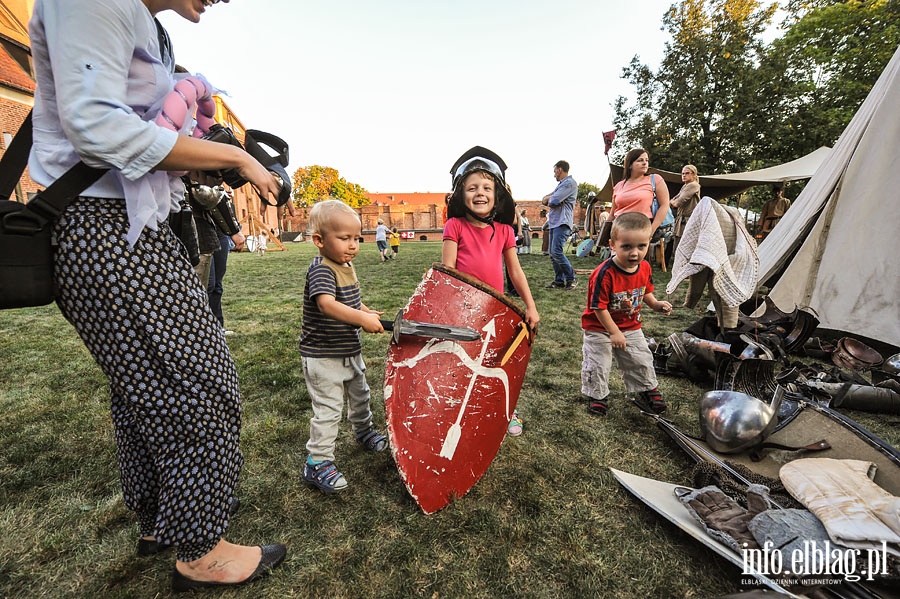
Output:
top-left (160, 0), bottom-right (685, 200)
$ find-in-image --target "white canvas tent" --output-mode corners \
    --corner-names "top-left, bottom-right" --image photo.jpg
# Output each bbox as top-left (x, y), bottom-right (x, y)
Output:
top-left (598, 146), bottom-right (830, 203)
top-left (758, 44), bottom-right (900, 350)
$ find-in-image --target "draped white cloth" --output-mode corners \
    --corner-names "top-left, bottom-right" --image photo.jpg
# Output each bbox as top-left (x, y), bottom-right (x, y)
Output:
top-left (667, 197), bottom-right (758, 307)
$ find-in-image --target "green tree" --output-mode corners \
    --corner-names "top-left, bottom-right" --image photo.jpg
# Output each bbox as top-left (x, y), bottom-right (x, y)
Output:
top-left (577, 182), bottom-right (602, 207)
top-left (612, 0), bottom-right (777, 174)
top-left (750, 0), bottom-right (900, 162)
top-left (291, 165), bottom-right (369, 208)
top-left (612, 0), bottom-right (899, 191)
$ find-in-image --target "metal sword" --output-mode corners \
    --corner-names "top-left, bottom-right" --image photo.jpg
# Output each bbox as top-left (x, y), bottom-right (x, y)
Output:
top-left (380, 310), bottom-right (481, 344)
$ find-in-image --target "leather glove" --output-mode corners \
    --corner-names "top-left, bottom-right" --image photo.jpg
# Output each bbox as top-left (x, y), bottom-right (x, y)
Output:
top-left (687, 486), bottom-right (769, 549)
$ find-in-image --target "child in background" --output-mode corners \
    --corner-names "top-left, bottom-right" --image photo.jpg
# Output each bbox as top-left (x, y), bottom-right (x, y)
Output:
top-left (256, 232), bottom-right (267, 256)
top-left (442, 148), bottom-right (539, 437)
top-left (581, 212), bottom-right (672, 416)
top-left (375, 218), bottom-right (390, 262)
top-left (299, 200), bottom-right (388, 493)
top-left (389, 227), bottom-right (400, 260)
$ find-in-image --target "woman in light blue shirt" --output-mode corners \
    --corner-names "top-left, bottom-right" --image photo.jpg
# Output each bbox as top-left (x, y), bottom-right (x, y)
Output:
top-left (28, 0), bottom-right (285, 591)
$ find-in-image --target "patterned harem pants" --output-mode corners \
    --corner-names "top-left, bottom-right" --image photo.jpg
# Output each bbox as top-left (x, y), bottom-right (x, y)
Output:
top-left (53, 198), bottom-right (242, 562)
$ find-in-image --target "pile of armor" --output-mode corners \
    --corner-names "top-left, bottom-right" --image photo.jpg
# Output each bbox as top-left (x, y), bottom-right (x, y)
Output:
top-left (637, 295), bottom-right (900, 594)
top-left (650, 296), bottom-right (900, 415)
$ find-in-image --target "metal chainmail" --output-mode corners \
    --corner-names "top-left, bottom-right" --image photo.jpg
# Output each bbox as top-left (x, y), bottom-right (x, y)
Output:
top-left (691, 460), bottom-right (804, 510)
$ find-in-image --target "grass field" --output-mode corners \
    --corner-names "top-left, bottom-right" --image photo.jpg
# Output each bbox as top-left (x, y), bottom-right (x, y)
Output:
top-left (1, 240), bottom-right (898, 598)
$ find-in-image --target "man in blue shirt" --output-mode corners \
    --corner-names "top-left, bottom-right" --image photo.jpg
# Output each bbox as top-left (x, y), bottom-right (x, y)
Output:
top-left (542, 160), bottom-right (578, 289)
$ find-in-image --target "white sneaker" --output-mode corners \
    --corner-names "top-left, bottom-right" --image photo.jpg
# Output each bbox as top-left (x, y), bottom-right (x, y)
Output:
top-left (223, 329), bottom-right (234, 337)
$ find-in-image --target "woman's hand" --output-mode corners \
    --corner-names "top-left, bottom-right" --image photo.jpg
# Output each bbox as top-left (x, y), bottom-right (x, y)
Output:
top-left (158, 136), bottom-right (284, 206)
top-left (236, 156), bottom-right (283, 208)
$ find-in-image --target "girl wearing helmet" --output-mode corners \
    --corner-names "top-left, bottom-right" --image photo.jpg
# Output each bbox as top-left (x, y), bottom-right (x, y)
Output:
top-left (442, 150), bottom-right (539, 436)
top-left (442, 154), bottom-right (538, 327)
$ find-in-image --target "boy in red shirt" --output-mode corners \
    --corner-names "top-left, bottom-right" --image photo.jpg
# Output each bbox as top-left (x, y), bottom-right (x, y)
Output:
top-left (581, 213), bottom-right (672, 415)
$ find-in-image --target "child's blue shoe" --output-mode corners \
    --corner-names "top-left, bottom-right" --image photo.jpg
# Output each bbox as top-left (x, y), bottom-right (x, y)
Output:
top-left (303, 459), bottom-right (348, 493)
top-left (355, 427), bottom-right (388, 452)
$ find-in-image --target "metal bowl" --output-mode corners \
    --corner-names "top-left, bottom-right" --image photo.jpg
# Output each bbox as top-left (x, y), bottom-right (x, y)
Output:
top-left (832, 337), bottom-right (883, 371)
top-left (699, 389), bottom-right (782, 454)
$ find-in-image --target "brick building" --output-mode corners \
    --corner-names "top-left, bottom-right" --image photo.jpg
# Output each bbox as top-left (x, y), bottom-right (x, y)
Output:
top-left (281, 191), bottom-right (586, 244)
top-left (210, 96), bottom-right (281, 247)
top-left (0, 1), bottom-right (282, 249)
top-left (0, 0), bottom-right (37, 202)
top-left (3, 1), bottom-right (589, 247)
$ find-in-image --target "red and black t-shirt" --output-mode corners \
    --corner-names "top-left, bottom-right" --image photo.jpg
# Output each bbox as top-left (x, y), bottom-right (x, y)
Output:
top-left (581, 259), bottom-right (654, 332)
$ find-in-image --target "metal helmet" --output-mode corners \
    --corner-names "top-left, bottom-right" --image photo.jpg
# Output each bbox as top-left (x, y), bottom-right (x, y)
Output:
top-left (699, 389), bottom-right (783, 454)
top-left (448, 147), bottom-right (515, 225)
top-left (884, 353), bottom-right (900, 376)
top-left (452, 156), bottom-right (507, 190)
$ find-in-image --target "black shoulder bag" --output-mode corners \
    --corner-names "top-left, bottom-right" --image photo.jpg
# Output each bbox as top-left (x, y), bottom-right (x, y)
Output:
top-left (0, 110), bottom-right (107, 309)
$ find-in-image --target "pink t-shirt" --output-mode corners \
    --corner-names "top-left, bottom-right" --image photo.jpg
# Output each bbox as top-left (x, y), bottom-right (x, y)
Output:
top-left (612, 174), bottom-right (656, 218)
top-left (443, 217), bottom-right (516, 291)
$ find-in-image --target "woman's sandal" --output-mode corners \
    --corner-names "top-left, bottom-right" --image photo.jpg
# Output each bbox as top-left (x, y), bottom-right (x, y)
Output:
top-left (355, 427), bottom-right (388, 452)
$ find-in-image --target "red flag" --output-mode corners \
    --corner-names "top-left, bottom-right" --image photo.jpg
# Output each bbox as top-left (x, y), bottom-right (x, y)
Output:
top-left (602, 130), bottom-right (616, 155)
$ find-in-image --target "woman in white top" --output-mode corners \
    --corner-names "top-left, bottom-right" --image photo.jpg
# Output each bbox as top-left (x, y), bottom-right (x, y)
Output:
top-left (28, 0), bottom-right (285, 591)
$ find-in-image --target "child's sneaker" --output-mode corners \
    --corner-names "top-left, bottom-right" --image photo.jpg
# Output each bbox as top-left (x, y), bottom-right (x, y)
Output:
top-left (355, 427), bottom-right (388, 452)
top-left (586, 396), bottom-right (608, 416)
top-left (302, 459), bottom-right (348, 493)
top-left (634, 388), bottom-right (667, 414)
top-left (507, 411), bottom-right (523, 436)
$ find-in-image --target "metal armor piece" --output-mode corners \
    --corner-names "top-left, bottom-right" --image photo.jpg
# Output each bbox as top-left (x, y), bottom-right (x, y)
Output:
top-left (802, 336), bottom-right (835, 360)
top-left (739, 296), bottom-right (819, 353)
top-left (699, 388), bottom-right (784, 454)
top-left (795, 381), bottom-right (900, 414)
top-left (187, 184), bottom-right (242, 237)
top-left (884, 353), bottom-right (900, 375)
top-left (714, 357), bottom-right (779, 402)
top-left (669, 332), bottom-right (774, 372)
top-left (188, 184), bottom-right (223, 210)
top-left (209, 191), bottom-right (241, 236)
top-left (168, 198), bottom-right (199, 267)
top-left (873, 353), bottom-right (900, 388)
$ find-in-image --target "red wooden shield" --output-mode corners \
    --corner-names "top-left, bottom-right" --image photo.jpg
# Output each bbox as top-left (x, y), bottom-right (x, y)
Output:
top-left (384, 264), bottom-right (534, 513)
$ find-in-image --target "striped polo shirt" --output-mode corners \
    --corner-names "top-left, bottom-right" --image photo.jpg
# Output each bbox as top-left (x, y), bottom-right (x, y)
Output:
top-left (299, 255), bottom-right (362, 358)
